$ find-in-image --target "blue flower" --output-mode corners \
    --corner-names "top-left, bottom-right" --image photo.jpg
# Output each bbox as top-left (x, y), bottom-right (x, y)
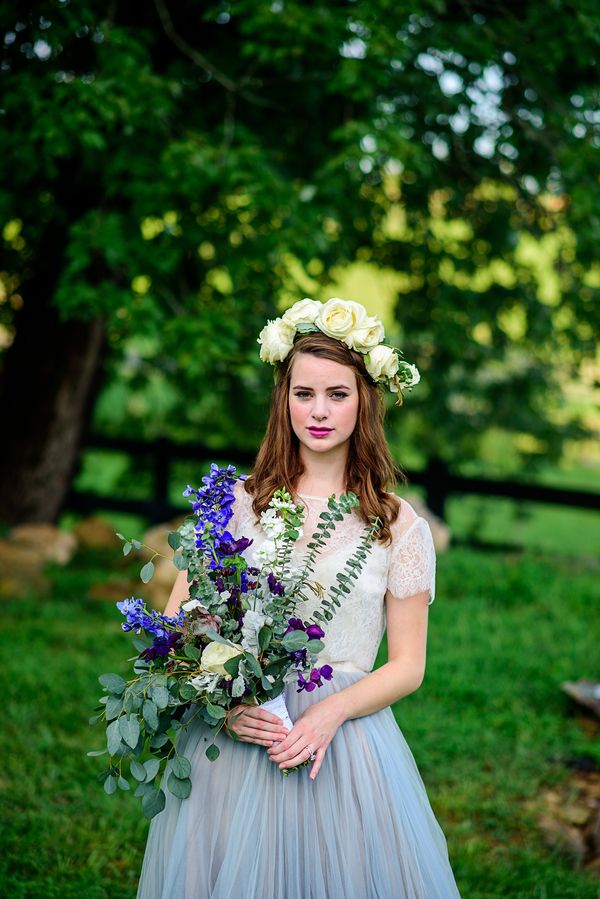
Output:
top-left (116, 597), bottom-right (184, 639)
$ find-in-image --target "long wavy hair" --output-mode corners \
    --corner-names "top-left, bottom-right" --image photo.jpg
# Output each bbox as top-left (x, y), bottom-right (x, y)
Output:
top-left (244, 331), bottom-right (406, 544)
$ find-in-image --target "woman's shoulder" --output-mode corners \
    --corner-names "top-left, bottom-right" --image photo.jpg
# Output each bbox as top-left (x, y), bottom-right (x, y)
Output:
top-left (386, 492), bottom-right (426, 540)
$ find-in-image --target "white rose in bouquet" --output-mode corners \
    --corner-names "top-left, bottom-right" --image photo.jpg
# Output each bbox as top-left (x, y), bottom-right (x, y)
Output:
top-left (201, 641), bottom-right (244, 678)
top-left (257, 319), bottom-right (296, 363)
top-left (365, 345), bottom-right (400, 381)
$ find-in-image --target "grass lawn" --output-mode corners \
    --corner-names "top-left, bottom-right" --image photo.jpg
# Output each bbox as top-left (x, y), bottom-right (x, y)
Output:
top-left (0, 537), bottom-right (598, 898)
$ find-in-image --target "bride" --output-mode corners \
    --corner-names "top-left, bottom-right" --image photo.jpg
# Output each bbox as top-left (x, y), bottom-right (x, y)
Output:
top-left (136, 298), bottom-right (462, 898)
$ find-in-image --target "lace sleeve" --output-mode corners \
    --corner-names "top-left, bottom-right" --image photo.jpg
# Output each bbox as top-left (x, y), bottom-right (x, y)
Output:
top-left (387, 516), bottom-right (436, 604)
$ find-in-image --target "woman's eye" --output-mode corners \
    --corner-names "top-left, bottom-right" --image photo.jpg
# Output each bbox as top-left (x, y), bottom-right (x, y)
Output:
top-left (294, 391), bottom-right (311, 399)
top-left (332, 392), bottom-right (348, 399)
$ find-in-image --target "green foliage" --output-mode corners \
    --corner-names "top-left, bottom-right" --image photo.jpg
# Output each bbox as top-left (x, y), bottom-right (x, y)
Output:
top-left (1, 1), bottom-right (598, 469)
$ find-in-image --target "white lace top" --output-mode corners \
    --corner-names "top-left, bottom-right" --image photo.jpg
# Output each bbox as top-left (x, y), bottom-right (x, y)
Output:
top-left (229, 480), bottom-right (436, 675)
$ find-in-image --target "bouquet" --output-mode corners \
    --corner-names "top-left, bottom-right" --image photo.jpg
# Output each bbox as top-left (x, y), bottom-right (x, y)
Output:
top-left (89, 464), bottom-right (379, 819)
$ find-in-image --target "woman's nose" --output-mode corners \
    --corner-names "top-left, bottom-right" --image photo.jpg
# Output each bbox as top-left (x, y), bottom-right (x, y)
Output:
top-left (312, 397), bottom-right (328, 420)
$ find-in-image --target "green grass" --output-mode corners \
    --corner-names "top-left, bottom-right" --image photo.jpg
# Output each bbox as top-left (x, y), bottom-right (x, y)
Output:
top-left (1, 541), bottom-right (599, 898)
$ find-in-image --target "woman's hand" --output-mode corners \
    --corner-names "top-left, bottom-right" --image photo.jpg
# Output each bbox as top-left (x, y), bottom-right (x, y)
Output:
top-left (267, 694), bottom-right (347, 780)
top-left (225, 704), bottom-right (290, 747)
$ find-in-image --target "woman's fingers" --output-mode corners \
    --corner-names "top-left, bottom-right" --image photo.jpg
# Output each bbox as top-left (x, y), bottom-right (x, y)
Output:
top-left (309, 744), bottom-right (326, 780)
top-left (227, 705), bottom-right (289, 745)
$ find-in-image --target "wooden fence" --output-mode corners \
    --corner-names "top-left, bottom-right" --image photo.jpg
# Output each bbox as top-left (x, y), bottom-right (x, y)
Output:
top-left (66, 435), bottom-right (600, 528)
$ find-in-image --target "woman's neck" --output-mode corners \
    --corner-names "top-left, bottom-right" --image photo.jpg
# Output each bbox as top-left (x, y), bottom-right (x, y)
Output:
top-left (296, 446), bottom-right (348, 496)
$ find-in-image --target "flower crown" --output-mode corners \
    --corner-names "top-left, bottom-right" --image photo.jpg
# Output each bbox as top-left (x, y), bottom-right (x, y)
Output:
top-left (257, 297), bottom-right (420, 405)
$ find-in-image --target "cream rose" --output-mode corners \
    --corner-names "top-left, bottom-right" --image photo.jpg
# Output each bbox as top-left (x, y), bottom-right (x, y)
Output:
top-left (282, 298), bottom-right (323, 326)
top-left (315, 298), bottom-right (367, 340)
top-left (365, 345), bottom-right (400, 381)
top-left (346, 315), bottom-right (385, 351)
top-left (257, 318), bottom-right (296, 363)
top-left (201, 641), bottom-right (244, 677)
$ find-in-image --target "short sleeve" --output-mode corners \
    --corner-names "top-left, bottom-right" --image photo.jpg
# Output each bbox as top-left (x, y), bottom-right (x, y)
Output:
top-left (387, 516), bottom-right (436, 604)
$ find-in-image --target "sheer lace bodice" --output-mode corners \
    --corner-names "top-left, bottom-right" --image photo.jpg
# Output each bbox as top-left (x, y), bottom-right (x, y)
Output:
top-left (229, 481), bottom-right (436, 674)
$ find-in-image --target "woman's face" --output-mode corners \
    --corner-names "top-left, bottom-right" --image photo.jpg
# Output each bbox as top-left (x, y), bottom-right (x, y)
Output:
top-left (288, 353), bottom-right (359, 457)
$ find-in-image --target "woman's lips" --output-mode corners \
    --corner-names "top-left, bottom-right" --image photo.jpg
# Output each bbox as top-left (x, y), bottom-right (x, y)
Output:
top-left (307, 427), bottom-right (333, 438)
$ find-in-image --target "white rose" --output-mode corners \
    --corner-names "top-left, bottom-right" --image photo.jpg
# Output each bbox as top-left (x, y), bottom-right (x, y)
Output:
top-left (257, 318), bottom-right (296, 363)
top-left (282, 298), bottom-right (323, 326)
top-left (315, 298), bottom-right (368, 340)
top-left (365, 345), bottom-right (400, 381)
top-left (201, 641), bottom-right (244, 677)
top-left (346, 315), bottom-right (385, 351)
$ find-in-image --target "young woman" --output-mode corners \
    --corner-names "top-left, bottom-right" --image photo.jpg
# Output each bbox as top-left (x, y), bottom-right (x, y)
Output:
top-left (136, 298), bottom-right (462, 898)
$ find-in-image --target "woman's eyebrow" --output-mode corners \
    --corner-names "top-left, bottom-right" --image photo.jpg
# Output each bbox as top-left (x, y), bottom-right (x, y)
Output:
top-left (291, 384), bottom-right (351, 391)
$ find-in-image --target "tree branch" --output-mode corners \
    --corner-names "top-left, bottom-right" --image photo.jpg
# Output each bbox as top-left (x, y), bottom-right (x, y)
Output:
top-left (153, 0), bottom-right (280, 109)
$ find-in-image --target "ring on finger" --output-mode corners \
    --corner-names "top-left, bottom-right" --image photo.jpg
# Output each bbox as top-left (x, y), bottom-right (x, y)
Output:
top-left (306, 745), bottom-right (317, 761)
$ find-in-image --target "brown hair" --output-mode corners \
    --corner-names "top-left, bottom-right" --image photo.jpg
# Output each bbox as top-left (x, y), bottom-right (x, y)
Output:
top-left (244, 331), bottom-right (406, 543)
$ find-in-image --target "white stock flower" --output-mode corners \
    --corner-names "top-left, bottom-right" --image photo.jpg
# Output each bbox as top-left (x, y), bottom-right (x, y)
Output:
top-left (256, 539), bottom-right (278, 567)
top-left (315, 298), bottom-right (368, 340)
top-left (365, 345), bottom-right (400, 381)
top-left (282, 298), bottom-right (323, 326)
top-left (346, 315), bottom-right (385, 351)
top-left (260, 508), bottom-right (286, 538)
top-left (201, 641), bottom-right (244, 678)
top-left (257, 318), bottom-right (296, 363)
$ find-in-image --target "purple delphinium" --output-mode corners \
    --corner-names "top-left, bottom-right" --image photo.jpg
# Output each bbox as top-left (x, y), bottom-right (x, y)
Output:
top-left (217, 534), bottom-right (253, 556)
top-left (183, 464), bottom-right (241, 560)
top-left (116, 597), bottom-right (184, 639)
top-left (140, 630), bottom-right (183, 661)
top-left (296, 665), bottom-right (334, 693)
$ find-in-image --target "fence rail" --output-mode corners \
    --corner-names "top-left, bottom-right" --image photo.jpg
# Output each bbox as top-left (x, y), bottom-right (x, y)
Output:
top-left (66, 434), bottom-right (600, 525)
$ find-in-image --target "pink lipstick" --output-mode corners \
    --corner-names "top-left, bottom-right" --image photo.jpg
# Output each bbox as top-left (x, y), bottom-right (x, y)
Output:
top-left (307, 427), bottom-right (333, 438)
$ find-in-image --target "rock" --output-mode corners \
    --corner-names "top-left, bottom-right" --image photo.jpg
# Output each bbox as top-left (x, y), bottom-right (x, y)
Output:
top-left (0, 538), bottom-right (49, 598)
top-left (73, 516), bottom-right (119, 550)
top-left (402, 493), bottom-right (451, 552)
top-left (10, 523), bottom-right (78, 566)
top-left (89, 577), bottom-right (140, 603)
top-left (561, 680), bottom-right (600, 719)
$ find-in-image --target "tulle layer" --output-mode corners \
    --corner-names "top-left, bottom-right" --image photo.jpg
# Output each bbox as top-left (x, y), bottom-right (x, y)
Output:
top-left (136, 672), bottom-right (461, 899)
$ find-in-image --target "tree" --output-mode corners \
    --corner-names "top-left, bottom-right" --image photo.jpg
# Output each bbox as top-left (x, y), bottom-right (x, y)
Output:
top-left (1, 1), bottom-right (598, 522)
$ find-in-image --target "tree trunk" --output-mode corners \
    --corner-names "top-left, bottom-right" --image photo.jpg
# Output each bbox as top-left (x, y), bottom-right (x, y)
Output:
top-left (0, 297), bottom-right (105, 524)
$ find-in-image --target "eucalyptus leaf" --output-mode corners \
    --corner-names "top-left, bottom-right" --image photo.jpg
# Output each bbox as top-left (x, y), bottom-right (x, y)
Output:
top-left (140, 561), bottom-right (155, 583)
top-left (142, 699), bottom-right (159, 732)
top-left (151, 685), bottom-right (170, 710)
top-left (118, 776), bottom-right (130, 791)
top-left (105, 695), bottom-right (123, 721)
top-left (173, 553), bottom-right (187, 570)
top-left (168, 530), bottom-right (182, 550)
top-left (144, 758), bottom-right (161, 781)
top-left (142, 788), bottom-right (166, 820)
top-left (99, 673), bottom-right (126, 695)
top-left (103, 775), bottom-right (117, 796)
top-left (106, 720), bottom-right (122, 756)
top-left (171, 757), bottom-right (191, 779)
top-left (118, 715), bottom-right (140, 749)
top-left (205, 744), bottom-right (220, 762)
top-left (206, 702), bottom-right (227, 719)
top-left (167, 772), bottom-right (192, 799)
top-left (130, 760), bottom-right (147, 782)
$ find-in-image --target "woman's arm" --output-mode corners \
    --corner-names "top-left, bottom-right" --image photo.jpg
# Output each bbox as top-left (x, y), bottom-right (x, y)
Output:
top-left (163, 569), bottom-right (190, 618)
top-left (267, 589), bottom-right (430, 778)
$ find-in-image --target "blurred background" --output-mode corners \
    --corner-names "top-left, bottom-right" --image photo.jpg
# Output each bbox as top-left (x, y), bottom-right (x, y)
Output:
top-left (0, 2), bottom-right (598, 897)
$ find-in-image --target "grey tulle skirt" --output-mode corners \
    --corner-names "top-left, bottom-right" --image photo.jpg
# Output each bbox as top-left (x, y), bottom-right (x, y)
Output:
top-left (136, 671), bottom-right (461, 899)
